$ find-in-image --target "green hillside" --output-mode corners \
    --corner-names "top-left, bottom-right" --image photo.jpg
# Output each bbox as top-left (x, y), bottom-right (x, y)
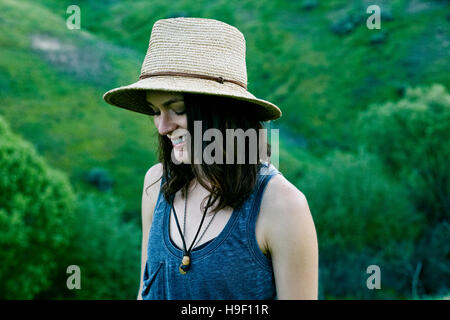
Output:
top-left (0, 0), bottom-right (448, 299)
top-left (1, 0), bottom-right (448, 214)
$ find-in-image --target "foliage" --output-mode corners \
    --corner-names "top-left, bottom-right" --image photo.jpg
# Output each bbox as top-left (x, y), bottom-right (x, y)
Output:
top-left (37, 191), bottom-right (141, 299)
top-left (354, 83), bottom-right (450, 298)
top-left (300, 148), bottom-right (422, 251)
top-left (0, 116), bottom-right (76, 299)
top-left (84, 167), bottom-right (115, 191)
top-left (357, 84), bottom-right (450, 224)
top-left (299, 148), bottom-right (424, 298)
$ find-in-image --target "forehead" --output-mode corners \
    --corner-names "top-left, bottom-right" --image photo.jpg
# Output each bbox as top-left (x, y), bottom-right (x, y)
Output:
top-left (145, 90), bottom-right (184, 105)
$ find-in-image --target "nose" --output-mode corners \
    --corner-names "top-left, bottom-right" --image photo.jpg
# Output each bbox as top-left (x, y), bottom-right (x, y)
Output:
top-left (156, 111), bottom-right (177, 136)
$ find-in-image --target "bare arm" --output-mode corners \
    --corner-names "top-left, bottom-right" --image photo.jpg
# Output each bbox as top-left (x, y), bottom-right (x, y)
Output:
top-left (137, 163), bottom-right (163, 300)
top-left (262, 175), bottom-right (319, 300)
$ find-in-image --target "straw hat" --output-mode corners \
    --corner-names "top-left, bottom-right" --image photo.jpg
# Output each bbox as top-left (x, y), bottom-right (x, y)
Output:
top-left (103, 17), bottom-right (281, 121)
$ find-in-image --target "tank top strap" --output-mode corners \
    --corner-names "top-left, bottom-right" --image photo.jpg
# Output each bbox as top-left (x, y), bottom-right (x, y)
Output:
top-left (248, 162), bottom-right (281, 226)
top-left (252, 162), bottom-right (281, 209)
top-left (154, 174), bottom-right (167, 212)
top-left (233, 162), bottom-right (281, 269)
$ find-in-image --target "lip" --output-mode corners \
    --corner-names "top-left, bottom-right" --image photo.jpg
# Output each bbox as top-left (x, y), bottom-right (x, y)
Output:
top-left (172, 140), bottom-right (186, 148)
top-left (170, 136), bottom-right (186, 148)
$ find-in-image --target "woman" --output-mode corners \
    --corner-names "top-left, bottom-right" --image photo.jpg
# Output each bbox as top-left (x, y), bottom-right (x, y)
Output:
top-left (103, 17), bottom-right (318, 300)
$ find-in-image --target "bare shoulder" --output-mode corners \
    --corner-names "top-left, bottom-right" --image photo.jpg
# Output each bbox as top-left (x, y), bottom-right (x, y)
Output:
top-left (142, 163), bottom-right (163, 225)
top-left (261, 173), bottom-right (310, 217)
top-left (259, 173), bottom-right (316, 252)
top-left (144, 162), bottom-right (163, 191)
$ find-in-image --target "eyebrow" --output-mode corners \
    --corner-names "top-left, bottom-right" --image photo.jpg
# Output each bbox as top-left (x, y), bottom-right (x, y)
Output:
top-left (147, 97), bottom-right (184, 108)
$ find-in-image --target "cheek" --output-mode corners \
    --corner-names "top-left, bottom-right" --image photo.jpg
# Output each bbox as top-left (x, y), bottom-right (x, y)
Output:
top-left (179, 115), bottom-right (188, 129)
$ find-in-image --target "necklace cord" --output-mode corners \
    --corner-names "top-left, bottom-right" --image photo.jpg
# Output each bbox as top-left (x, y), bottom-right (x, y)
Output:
top-left (171, 196), bottom-right (188, 254)
top-left (187, 194), bottom-right (214, 252)
top-left (194, 207), bottom-right (218, 248)
top-left (171, 193), bottom-right (214, 255)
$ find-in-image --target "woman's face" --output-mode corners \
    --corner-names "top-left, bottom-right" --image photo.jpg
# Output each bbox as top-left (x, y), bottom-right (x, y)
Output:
top-left (146, 91), bottom-right (190, 164)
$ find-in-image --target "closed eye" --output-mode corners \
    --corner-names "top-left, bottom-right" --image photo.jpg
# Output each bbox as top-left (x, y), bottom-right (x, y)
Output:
top-left (149, 106), bottom-right (160, 115)
top-left (148, 108), bottom-right (185, 116)
top-left (147, 106), bottom-right (185, 116)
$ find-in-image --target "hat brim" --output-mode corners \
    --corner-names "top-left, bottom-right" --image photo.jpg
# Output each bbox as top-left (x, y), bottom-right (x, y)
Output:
top-left (103, 76), bottom-right (281, 121)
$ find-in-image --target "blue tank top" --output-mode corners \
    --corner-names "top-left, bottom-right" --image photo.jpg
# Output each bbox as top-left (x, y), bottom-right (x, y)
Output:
top-left (142, 163), bottom-right (280, 300)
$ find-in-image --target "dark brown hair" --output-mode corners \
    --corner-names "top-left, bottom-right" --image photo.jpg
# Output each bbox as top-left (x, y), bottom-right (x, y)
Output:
top-left (150, 93), bottom-right (270, 213)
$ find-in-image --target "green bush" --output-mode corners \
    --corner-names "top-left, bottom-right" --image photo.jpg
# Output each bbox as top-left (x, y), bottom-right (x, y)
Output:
top-left (299, 148), bottom-right (423, 298)
top-left (319, 246), bottom-right (414, 299)
top-left (413, 221), bottom-right (450, 296)
top-left (357, 84), bottom-right (450, 224)
top-left (354, 84), bottom-right (449, 298)
top-left (40, 191), bottom-right (141, 300)
top-left (0, 116), bottom-right (76, 299)
top-left (300, 148), bottom-right (422, 251)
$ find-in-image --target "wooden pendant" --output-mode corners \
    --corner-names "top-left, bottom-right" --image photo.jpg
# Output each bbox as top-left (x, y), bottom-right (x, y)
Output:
top-left (179, 255), bottom-right (191, 275)
top-left (182, 255), bottom-right (190, 265)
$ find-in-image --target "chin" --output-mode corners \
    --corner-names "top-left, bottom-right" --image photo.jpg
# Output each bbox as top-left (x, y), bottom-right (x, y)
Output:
top-left (172, 148), bottom-right (191, 164)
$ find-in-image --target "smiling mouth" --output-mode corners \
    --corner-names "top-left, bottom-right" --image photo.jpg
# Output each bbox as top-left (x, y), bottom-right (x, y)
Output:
top-left (171, 135), bottom-right (187, 147)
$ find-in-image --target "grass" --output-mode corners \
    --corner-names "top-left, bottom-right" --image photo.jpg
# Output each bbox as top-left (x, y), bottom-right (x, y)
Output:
top-left (0, 0), bottom-right (448, 217)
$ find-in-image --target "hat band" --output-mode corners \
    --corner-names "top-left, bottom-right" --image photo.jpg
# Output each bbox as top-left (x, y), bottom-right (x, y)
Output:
top-left (139, 71), bottom-right (247, 90)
